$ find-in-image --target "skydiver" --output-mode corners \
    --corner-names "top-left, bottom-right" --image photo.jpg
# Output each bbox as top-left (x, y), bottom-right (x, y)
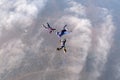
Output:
top-left (56, 25), bottom-right (70, 37)
top-left (43, 22), bottom-right (56, 33)
top-left (56, 39), bottom-right (67, 53)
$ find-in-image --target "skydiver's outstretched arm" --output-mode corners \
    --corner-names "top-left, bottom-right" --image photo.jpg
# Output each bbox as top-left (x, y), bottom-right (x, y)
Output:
top-left (47, 23), bottom-right (56, 30)
top-left (47, 22), bottom-right (51, 28)
top-left (63, 25), bottom-right (67, 30)
top-left (43, 24), bottom-right (48, 29)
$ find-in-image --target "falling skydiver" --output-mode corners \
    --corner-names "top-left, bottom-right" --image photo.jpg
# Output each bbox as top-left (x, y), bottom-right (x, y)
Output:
top-left (56, 39), bottom-right (67, 53)
top-left (56, 25), bottom-right (70, 37)
top-left (43, 22), bottom-right (56, 33)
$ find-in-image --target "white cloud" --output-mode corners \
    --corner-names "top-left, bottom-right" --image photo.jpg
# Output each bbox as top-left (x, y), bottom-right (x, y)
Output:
top-left (0, 0), bottom-right (116, 80)
top-left (65, 1), bottom-right (86, 17)
top-left (57, 1), bottom-right (115, 80)
top-left (0, 39), bottom-right (25, 79)
top-left (55, 1), bottom-right (92, 78)
top-left (0, 0), bottom-right (48, 79)
top-left (0, 0), bottom-right (47, 34)
top-left (80, 7), bottom-right (115, 80)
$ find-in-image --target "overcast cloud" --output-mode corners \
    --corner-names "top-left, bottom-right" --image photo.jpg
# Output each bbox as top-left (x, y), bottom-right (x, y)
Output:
top-left (0, 0), bottom-right (118, 80)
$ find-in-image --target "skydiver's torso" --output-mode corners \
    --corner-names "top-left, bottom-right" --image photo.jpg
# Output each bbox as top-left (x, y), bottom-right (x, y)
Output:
top-left (61, 39), bottom-right (66, 47)
top-left (60, 29), bottom-right (66, 35)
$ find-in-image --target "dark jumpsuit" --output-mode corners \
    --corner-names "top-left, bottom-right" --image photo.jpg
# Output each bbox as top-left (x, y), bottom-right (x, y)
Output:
top-left (57, 39), bottom-right (67, 53)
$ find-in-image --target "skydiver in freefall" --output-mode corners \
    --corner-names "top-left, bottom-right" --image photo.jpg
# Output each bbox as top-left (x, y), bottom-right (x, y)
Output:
top-left (43, 22), bottom-right (56, 33)
top-left (56, 39), bottom-right (67, 53)
top-left (56, 25), bottom-right (70, 37)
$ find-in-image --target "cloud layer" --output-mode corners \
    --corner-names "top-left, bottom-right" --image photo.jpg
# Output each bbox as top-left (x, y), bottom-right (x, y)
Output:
top-left (0, 0), bottom-right (116, 80)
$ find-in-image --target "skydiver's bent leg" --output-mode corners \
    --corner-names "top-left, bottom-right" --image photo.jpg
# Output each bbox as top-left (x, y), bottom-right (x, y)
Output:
top-left (56, 32), bottom-right (59, 35)
top-left (56, 46), bottom-right (64, 51)
top-left (63, 47), bottom-right (67, 53)
top-left (56, 32), bottom-right (61, 37)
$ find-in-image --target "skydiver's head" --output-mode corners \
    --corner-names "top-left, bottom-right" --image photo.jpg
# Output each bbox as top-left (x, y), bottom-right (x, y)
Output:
top-left (63, 39), bottom-right (66, 41)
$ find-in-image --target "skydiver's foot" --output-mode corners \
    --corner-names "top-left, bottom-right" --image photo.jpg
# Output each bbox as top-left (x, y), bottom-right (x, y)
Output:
top-left (63, 48), bottom-right (67, 53)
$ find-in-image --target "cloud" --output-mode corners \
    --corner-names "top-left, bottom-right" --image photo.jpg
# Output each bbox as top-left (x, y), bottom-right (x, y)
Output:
top-left (0, 0), bottom-right (47, 33)
top-left (0, 39), bottom-right (25, 80)
top-left (55, 1), bottom-right (115, 80)
top-left (80, 4), bottom-right (115, 80)
top-left (0, 0), bottom-right (47, 80)
top-left (0, 0), bottom-right (116, 80)
top-left (65, 1), bottom-right (86, 17)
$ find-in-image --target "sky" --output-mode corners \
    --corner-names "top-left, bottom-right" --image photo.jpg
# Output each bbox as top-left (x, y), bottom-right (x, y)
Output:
top-left (0, 0), bottom-right (119, 80)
